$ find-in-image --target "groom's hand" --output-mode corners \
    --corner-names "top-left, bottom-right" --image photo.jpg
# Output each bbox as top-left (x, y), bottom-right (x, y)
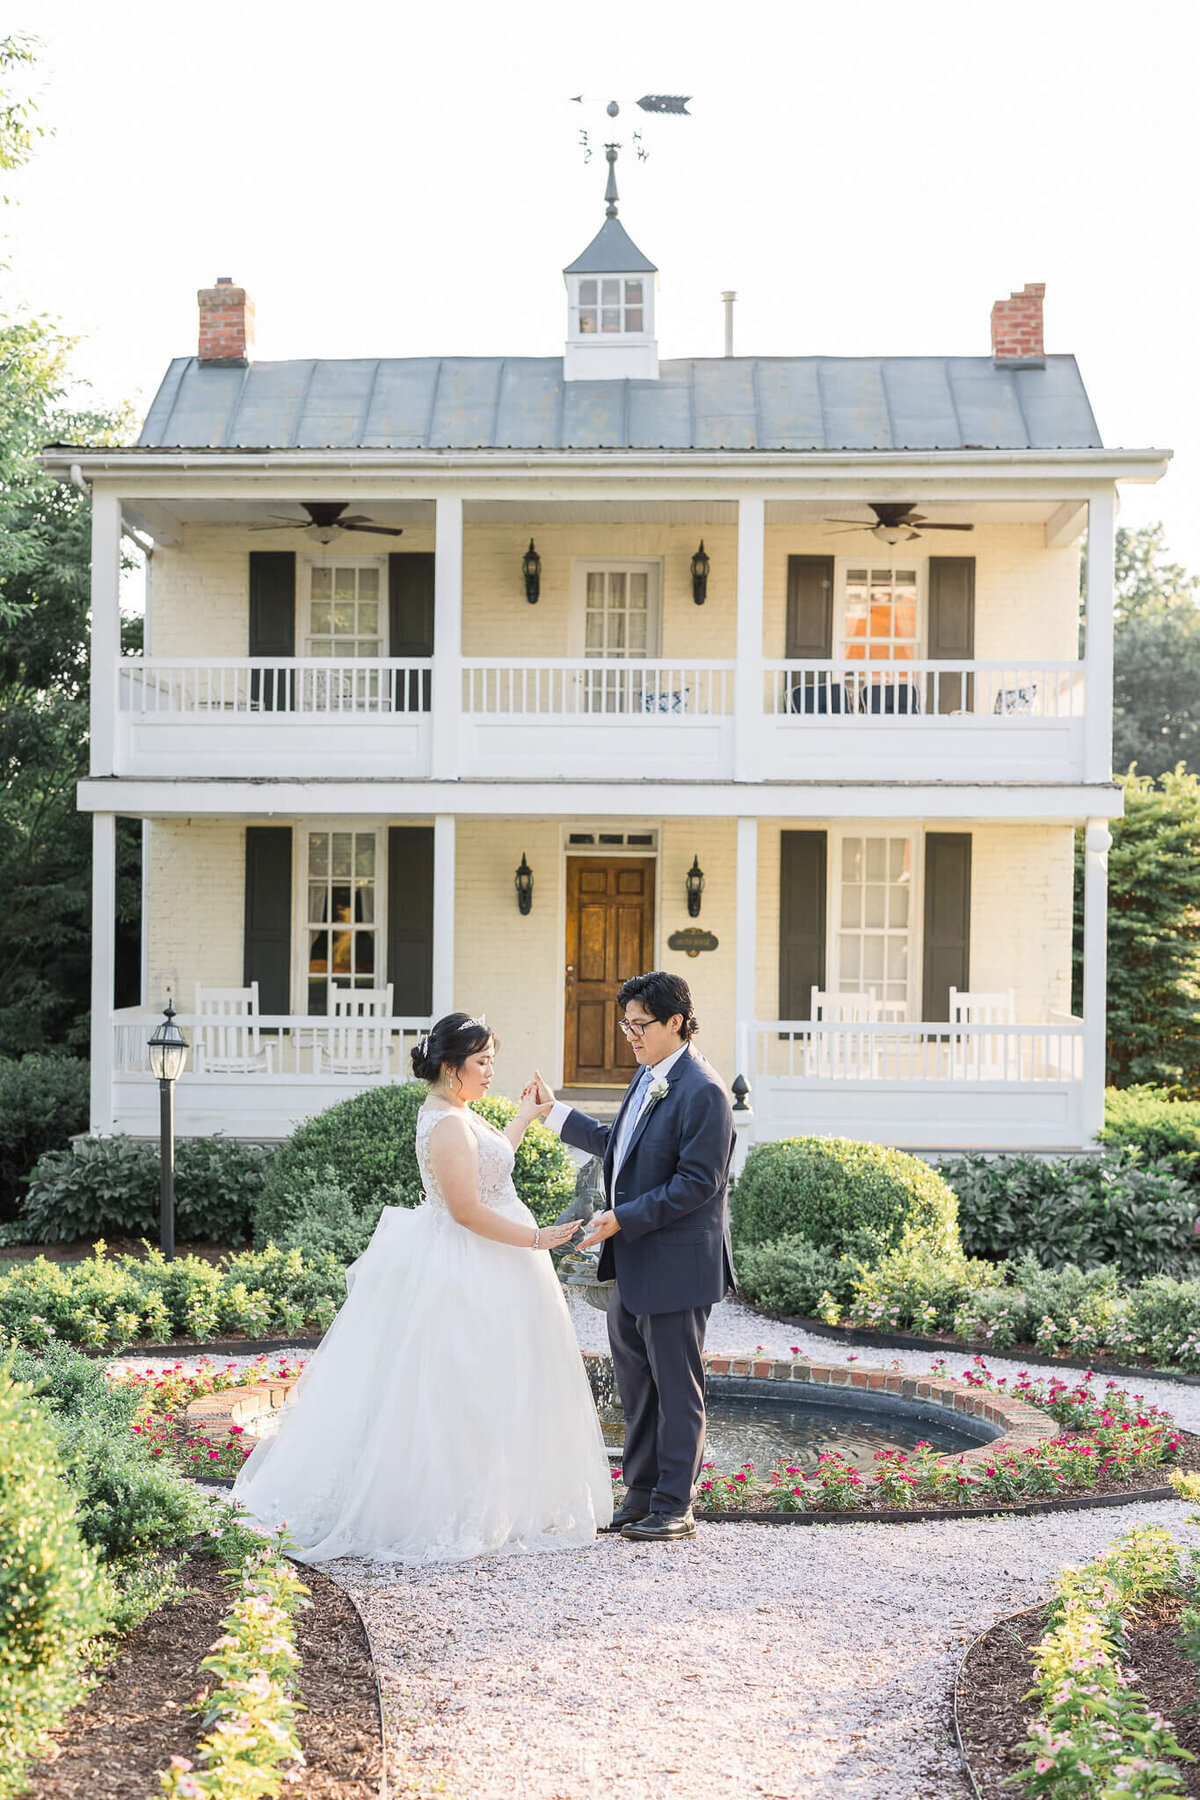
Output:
top-left (579, 1211), bottom-right (620, 1249)
top-left (532, 1069), bottom-right (556, 1106)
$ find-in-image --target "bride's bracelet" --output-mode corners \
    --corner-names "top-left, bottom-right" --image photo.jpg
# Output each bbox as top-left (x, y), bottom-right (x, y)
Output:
top-left (530, 1227), bottom-right (541, 1250)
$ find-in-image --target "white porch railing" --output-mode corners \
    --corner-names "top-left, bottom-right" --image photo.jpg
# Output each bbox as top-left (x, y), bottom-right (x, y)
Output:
top-left (118, 657), bottom-right (433, 716)
top-left (113, 1010), bottom-right (432, 1082)
top-left (461, 659), bottom-right (736, 716)
top-left (753, 1019), bottom-right (1085, 1083)
top-left (763, 659), bottom-right (1085, 719)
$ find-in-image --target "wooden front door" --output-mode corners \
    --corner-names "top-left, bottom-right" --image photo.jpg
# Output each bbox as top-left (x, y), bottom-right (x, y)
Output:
top-left (564, 858), bottom-right (656, 1086)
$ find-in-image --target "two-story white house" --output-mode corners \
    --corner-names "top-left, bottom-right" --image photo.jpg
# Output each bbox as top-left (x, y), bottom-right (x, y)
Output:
top-left (47, 193), bottom-right (1168, 1152)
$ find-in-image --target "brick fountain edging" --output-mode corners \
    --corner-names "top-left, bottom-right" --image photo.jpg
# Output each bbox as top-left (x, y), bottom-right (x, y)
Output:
top-left (184, 1355), bottom-right (1183, 1525)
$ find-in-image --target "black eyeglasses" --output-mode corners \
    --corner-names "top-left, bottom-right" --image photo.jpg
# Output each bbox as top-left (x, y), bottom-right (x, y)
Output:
top-left (618, 1017), bottom-right (655, 1038)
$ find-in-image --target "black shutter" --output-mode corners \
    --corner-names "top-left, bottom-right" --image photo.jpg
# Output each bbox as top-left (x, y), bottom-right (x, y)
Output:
top-left (922, 833), bottom-right (972, 1021)
top-left (388, 553), bottom-right (435, 712)
top-left (388, 827), bottom-right (434, 1016)
top-left (785, 556), bottom-right (835, 657)
top-left (243, 827), bottom-right (293, 1016)
top-left (248, 551), bottom-right (296, 711)
top-left (779, 831), bottom-right (827, 1020)
top-left (927, 557), bottom-right (975, 715)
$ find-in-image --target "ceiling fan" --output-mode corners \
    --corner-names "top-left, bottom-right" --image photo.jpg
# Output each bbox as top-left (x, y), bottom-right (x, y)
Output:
top-left (249, 502), bottom-right (405, 547)
top-left (823, 502), bottom-right (975, 547)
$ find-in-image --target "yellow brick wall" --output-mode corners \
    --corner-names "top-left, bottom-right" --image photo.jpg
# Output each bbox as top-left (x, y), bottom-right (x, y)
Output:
top-left (145, 819), bottom-right (246, 1004)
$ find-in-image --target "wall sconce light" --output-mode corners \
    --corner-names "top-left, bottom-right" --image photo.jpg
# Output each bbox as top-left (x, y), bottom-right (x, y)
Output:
top-left (690, 540), bottom-right (710, 604)
top-left (515, 852), bottom-right (534, 915)
top-left (522, 539), bottom-right (541, 604)
top-left (685, 854), bottom-right (705, 918)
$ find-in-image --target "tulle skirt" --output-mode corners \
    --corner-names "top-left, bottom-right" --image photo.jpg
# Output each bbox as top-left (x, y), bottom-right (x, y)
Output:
top-left (232, 1199), bottom-right (614, 1564)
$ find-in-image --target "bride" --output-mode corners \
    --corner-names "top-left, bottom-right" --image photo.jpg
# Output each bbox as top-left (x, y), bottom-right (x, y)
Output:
top-left (232, 1012), bottom-right (614, 1562)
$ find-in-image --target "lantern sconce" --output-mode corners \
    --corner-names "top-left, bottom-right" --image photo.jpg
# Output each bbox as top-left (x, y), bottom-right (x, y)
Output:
top-left (690, 540), bottom-right (710, 605)
top-left (522, 539), bottom-right (541, 604)
top-left (515, 852), bottom-right (534, 915)
top-left (685, 854), bottom-right (705, 918)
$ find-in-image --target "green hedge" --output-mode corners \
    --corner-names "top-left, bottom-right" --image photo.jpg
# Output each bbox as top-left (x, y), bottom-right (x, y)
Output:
top-left (1102, 1085), bottom-right (1200, 1183)
top-left (0, 1056), bottom-right (89, 1221)
top-left (941, 1149), bottom-right (1197, 1280)
top-left (0, 1361), bottom-right (112, 1799)
top-left (730, 1136), bottom-right (960, 1259)
top-left (252, 1082), bottom-right (576, 1251)
top-left (21, 1134), bottom-right (275, 1246)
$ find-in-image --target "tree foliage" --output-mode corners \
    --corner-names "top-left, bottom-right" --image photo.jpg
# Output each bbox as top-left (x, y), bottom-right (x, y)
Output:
top-left (1111, 524), bottom-right (1200, 779)
top-left (0, 34), bottom-right (43, 188)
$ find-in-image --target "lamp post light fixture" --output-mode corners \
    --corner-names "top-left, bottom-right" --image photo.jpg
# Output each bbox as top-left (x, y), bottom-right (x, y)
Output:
top-left (515, 852), bottom-right (534, 915)
top-left (689, 540), bottom-right (710, 604)
top-left (522, 539), bottom-right (542, 604)
top-left (685, 854), bottom-right (705, 918)
top-left (147, 999), bottom-right (189, 1260)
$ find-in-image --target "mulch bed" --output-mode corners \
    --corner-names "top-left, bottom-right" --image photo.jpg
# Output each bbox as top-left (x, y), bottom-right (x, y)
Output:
top-left (0, 1237), bottom-right (244, 1265)
top-left (957, 1590), bottom-right (1200, 1799)
top-left (23, 1553), bottom-right (382, 1800)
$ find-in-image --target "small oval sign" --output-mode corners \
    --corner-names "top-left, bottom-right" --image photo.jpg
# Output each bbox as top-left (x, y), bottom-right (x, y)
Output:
top-left (667, 927), bottom-right (719, 958)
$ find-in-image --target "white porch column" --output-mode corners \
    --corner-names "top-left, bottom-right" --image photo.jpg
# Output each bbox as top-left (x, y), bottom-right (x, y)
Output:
top-left (734, 497), bottom-right (765, 782)
top-left (431, 496), bottom-right (463, 779)
top-left (431, 813), bottom-right (456, 1018)
top-left (89, 487), bottom-right (122, 777)
top-left (1082, 818), bottom-right (1111, 1141)
top-left (1084, 488), bottom-right (1116, 784)
top-left (735, 817), bottom-right (758, 1061)
top-left (90, 812), bottom-right (117, 1134)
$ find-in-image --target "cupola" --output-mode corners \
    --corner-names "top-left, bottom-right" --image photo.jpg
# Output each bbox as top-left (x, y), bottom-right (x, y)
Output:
top-left (563, 145), bottom-right (658, 381)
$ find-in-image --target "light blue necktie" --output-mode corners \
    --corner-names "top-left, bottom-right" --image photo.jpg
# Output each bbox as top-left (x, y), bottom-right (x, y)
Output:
top-left (613, 1065), bottom-right (654, 1178)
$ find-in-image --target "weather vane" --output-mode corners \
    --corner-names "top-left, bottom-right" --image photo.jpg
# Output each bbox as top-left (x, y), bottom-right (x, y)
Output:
top-left (570, 93), bottom-right (692, 213)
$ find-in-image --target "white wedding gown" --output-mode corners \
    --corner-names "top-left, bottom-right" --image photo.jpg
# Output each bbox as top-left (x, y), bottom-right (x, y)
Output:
top-left (232, 1103), bottom-right (613, 1563)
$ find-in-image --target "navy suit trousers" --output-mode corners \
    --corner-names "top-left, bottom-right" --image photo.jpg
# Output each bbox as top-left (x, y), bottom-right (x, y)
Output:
top-left (608, 1284), bottom-right (711, 1515)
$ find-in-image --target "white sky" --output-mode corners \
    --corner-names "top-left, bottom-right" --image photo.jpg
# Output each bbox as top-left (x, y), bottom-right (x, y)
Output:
top-left (6, 0), bottom-right (1199, 572)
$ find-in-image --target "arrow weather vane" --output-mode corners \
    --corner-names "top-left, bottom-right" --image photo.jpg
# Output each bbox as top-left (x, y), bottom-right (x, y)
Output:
top-left (570, 92), bottom-right (692, 215)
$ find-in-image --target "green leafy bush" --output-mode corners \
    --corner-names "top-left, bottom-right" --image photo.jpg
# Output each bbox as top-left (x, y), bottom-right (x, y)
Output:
top-left (0, 1361), bottom-right (112, 1798)
top-left (942, 1149), bottom-right (1197, 1279)
top-left (20, 1133), bottom-right (275, 1246)
top-left (0, 1243), bottom-right (345, 1351)
top-left (0, 1056), bottom-right (89, 1221)
top-left (263, 1168), bottom-right (388, 1264)
top-left (731, 1136), bottom-right (960, 1259)
top-left (1102, 1085), bottom-right (1200, 1184)
top-left (253, 1082), bottom-right (576, 1248)
top-left (847, 1242), bottom-right (996, 1335)
top-left (734, 1235), bottom-right (860, 1318)
top-left (1124, 1276), bottom-right (1200, 1371)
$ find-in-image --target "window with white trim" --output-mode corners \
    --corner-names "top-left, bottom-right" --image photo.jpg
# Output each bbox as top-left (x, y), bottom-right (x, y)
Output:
top-left (305, 828), bottom-right (380, 1014)
top-left (835, 834), bottom-right (913, 1010)
top-left (840, 565), bottom-right (920, 662)
top-left (583, 566), bottom-right (655, 658)
top-left (306, 562), bottom-right (384, 657)
top-left (577, 277), bottom-right (645, 335)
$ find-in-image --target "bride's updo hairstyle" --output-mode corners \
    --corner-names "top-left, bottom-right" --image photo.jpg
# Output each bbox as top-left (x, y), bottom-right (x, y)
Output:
top-left (411, 1012), bottom-right (495, 1084)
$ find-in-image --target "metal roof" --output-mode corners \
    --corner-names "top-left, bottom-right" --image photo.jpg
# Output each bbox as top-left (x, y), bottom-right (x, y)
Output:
top-left (563, 217), bottom-right (657, 275)
top-left (137, 353), bottom-right (1103, 453)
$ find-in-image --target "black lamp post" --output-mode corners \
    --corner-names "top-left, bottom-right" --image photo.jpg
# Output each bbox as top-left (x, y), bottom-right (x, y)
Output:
top-left (147, 999), bottom-right (189, 1259)
top-left (522, 540), bottom-right (542, 604)
top-left (685, 854), bottom-right (705, 918)
top-left (690, 541), bottom-right (710, 604)
top-left (515, 853), bottom-right (534, 915)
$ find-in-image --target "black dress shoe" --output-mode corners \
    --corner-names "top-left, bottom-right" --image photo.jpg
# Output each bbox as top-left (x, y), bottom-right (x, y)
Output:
top-left (605, 1498), bottom-right (651, 1532)
top-left (621, 1508), bottom-right (697, 1541)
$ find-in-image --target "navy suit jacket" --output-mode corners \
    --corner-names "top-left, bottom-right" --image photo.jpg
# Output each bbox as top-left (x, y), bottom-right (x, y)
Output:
top-left (560, 1045), bottom-right (736, 1316)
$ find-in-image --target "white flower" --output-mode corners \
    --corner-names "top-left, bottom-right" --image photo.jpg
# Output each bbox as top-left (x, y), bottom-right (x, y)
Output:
top-left (648, 1079), bottom-right (670, 1102)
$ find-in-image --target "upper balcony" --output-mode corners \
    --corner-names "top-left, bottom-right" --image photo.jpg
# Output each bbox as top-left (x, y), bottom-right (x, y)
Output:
top-left (92, 493), bottom-right (1111, 789)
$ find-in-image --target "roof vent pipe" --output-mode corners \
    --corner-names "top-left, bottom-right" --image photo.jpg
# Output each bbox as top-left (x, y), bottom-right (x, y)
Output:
top-left (722, 291), bottom-right (737, 357)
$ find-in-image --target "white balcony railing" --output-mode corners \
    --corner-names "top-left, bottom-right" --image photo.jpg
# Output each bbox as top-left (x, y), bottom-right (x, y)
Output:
top-left (119, 657), bottom-right (433, 716)
top-left (461, 658), bottom-right (736, 716)
top-left (754, 1019), bottom-right (1084, 1083)
top-left (763, 660), bottom-right (1085, 719)
top-left (113, 1010), bottom-right (431, 1081)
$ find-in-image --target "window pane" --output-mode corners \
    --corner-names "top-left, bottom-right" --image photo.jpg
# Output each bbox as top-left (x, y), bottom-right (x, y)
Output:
top-left (579, 308), bottom-right (597, 334)
top-left (610, 613), bottom-right (626, 648)
top-left (601, 308), bottom-right (621, 332)
top-left (579, 279), bottom-right (597, 305)
top-left (334, 568), bottom-right (356, 601)
top-left (865, 838), bottom-right (886, 880)
top-left (864, 884), bottom-right (886, 928)
top-left (890, 839), bottom-right (909, 880)
top-left (333, 603), bottom-right (355, 634)
top-left (311, 601), bottom-right (331, 635)
top-left (355, 836), bottom-right (375, 876)
top-left (608, 574), bottom-right (626, 607)
top-left (602, 279), bottom-right (620, 304)
top-left (331, 930), bottom-right (352, 974)
top-left (311, 567), bottom-right (332, 599)
top-left (625, 307), bottom-right (643, 332)
top-left (358, 601), bottom-right (378, 633)
top-left (357, 932), bottom-right (375, 975)
top-left (308, 883), bottom-right (327, 922)
top-left (355, 639), bottom-right (380, 657)
top-left (628, 573), bottom-right (648, 607)
top-left (308, 834), bottom-right (329, 877)
top-left (625, 280), bottom-right (643, 304)
top-left (310, 640), bottom-right (333, 657)
top-left (862, 937), bottom-right (885, 981)
top-left (840, 884), bottom-right (859, 928)
top-left (356, 887), bottom-right (375, 924)
top-left (332, 833), bottom-right (353, 878)
top-left (358, 567), bottom-right (378, 598)
top-left (843, 838), bottom-right (863, 883)
top-left (628, 611), bottom-right (647, 650)
top-left (892, 885), bottom-right (909, 927)
top-left (585, 612), bottom-right (604, 649)
top-left (331, 883), bottom-right (352, 922)
top-left (308, 930), bottom-right (329, 972)
top-left (837, 936), bottom-right (861, 982)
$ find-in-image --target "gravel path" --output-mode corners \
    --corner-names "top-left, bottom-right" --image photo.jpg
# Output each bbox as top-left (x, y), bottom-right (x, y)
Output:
top-left (113, 1298), bottom-right (1200, 1798)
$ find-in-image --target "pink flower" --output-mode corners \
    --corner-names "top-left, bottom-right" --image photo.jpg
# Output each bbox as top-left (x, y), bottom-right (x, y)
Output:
top-left (209, 1449), bottom-right (221, 1460)
top-left (169, 1756), bottom-right (193, 1772)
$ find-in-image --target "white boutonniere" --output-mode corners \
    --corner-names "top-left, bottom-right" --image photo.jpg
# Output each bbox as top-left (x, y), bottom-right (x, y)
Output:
top-left (646, 1078), bottom-right (671, 1106)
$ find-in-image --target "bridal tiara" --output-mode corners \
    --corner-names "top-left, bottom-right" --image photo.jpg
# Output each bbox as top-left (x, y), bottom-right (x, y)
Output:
top-left (414, 1012), bottom-right (488, 1057)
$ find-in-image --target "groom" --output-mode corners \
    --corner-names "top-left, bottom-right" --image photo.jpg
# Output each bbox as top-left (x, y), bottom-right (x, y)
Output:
top-left (537, 971), bottom-right (736, 1541)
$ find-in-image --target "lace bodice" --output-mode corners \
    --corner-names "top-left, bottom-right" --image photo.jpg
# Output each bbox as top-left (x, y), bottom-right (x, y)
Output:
top-left (416, 1104), bottom-right (519, 1212)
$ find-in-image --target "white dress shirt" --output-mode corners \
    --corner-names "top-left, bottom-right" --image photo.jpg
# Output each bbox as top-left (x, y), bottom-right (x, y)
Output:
top-left (547, 1043), bottom-right (689, 1179)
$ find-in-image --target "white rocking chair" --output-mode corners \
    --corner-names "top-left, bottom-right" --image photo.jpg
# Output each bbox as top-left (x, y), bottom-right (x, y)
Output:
top-left (318, 985), bottom-right (396, 1076)
top-left (949, 987), bottom-right (1017, 1080)
top-left (193, 983), bottom-right (275, 1075)
top-left (806, 987), bottom-right (883, 1079)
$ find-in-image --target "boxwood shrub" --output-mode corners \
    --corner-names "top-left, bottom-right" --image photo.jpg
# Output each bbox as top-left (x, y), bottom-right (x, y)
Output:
top-left (252, 1082), bottom-right (576, 1249)
top-left (0, 1056), bottom-right (89, 1221)
top-left (20, 1134), bottom-right (275, 1246)
top-left (730, 1136), bottom-right (960, 1259)
top-left (1102, 1085), bottom-right (1200, 1185)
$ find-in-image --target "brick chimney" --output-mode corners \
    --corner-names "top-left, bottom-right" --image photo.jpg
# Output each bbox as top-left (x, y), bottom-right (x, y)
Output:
top-left (990, 282), bottom-right (1045, 367)
top-left (198, 276), bottom-right (255, 365)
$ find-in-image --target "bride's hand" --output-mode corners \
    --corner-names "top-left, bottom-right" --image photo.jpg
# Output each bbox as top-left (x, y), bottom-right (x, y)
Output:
top-left (535, 1219), bottom-right (582, 1251)
top-left (531, 1069), bottom-right (556, 1107)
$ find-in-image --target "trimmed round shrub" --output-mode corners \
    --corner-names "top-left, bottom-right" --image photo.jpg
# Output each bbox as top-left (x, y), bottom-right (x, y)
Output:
top-left (735, 1235), bottom-right (860, 1318)
top-left (20, 1134), bottom-right (275, 1246)
top-left (0, 1056), bottom-right (89, 1221)
top-left (730, 1136), bottom-right (960, 1259)
top-left (1102, 1085), bottom-right (1200, 1185)
top-left (253, 1082), bottom-right (577, 1249)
